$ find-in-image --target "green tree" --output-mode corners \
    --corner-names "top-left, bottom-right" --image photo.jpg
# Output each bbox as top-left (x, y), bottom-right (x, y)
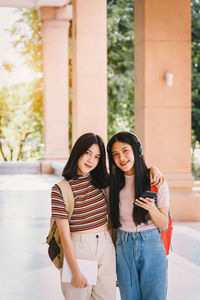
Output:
top-left (0, 90), bottom-right (9, 160)
top-left (191, 0), bottom-right (200, 179)
top-left (191, 0), bottom-right (200, 145)
top-left (0, 8), bottom-right (44, 161)
top-left (9, 8), bottom-right (43, 74)
top-left (107, 0), bottom-right (134, 139)
top-left (0, 81), bottom-right (43, 161)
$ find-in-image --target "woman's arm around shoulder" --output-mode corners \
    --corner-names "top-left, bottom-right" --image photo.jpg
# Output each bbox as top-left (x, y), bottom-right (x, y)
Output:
top-left (149, 166), bottom-right (165, 186)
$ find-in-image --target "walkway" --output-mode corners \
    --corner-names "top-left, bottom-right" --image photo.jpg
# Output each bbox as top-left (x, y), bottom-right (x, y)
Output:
top-left (0, 175), bottom-right (200, 300)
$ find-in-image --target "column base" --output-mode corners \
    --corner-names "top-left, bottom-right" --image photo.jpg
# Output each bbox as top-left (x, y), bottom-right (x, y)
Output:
top-left (40, 158), bottom-right (68, 174)
top-left (164, 173), bottom-right (200, 221)
top-left (170, 186), bottom-right (200, 221)
top-left (40, 160), bottom-right (54, 174)
top-left (165, 173), bottom-right (194, 188)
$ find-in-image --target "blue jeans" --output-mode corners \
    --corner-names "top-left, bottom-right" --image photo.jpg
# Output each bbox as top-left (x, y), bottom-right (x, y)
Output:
top-left (116, 228), bottom-right (168, 300)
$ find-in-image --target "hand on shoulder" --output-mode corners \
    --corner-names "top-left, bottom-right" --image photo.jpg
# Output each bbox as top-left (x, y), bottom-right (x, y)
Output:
top-left (150, 166), bottom-right (165, 186)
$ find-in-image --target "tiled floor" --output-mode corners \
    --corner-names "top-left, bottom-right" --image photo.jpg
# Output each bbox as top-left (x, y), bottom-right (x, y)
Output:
top-left (0, 174), bottom-right (200, 300)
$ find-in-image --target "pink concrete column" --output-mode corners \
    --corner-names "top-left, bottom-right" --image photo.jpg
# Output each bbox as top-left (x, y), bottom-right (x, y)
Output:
top-left (40, 6), bottom-right (72, 173)
top-left (134, 0), bottom-right (200, 220)
top-left (72, 0), bottom-right (107, 144)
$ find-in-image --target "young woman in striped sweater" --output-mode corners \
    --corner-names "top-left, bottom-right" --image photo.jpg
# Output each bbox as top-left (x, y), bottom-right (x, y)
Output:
top-left (51, 133), bottom-right (163, 300)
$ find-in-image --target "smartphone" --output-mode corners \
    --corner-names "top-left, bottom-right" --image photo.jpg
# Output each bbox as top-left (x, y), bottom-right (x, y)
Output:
top-left (134, 190), bottom-right (157, 207)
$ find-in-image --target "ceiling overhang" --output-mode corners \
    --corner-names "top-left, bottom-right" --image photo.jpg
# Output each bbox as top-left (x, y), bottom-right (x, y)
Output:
top-left (0, 0), bottom-right (70, 9)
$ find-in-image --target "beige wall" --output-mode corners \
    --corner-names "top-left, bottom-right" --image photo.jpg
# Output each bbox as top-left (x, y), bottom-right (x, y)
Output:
top-left (134, 0), bottom-right (200, 220)
top-left (135, 0), bottom-right (191, 175)
top-left (40, 6), bottom-right (71, 172)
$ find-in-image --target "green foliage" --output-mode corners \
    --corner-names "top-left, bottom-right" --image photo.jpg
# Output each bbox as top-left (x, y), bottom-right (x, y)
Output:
top-left (191, 0), bottom-right (200, 144)
top-left (68, 21), bottom-right (73, 151)
top-left (191, 141), bottom-right (200, 179)
top-left (5, 8), bottom-right (73, 158)
top-left (0, 8), bottom-right (44, 161)
top-left (0, 80), bottom-right (43, 161)
top-left (9, 8), bottom-right (43, 74)
top-left (107, 0), bottom-right (134, 139)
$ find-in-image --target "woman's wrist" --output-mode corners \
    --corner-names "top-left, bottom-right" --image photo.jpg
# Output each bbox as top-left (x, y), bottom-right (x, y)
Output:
top-left (71, 265), bottom-right (81, 276)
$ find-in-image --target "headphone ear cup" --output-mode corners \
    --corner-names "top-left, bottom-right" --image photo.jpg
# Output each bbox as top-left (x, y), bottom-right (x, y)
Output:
top-left (139, 143), bottom-right (143, 155)
top-left (129, 132), bottom-right (143, 155)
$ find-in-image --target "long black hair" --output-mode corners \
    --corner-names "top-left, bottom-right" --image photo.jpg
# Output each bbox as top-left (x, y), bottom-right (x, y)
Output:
top-left (62, 133), bottom-right (109, 188)
top-left (107, 131), bottom-right (150, 228)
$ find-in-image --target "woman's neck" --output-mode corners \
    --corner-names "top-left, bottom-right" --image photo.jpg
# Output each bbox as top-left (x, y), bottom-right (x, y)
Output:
top-left (125, 168), bottom-right (135, 176)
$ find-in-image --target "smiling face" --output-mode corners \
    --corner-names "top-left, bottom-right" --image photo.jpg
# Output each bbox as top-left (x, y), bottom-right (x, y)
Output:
top-left (77, 143), bottom-right (101, 176)
top-left (111, 141), bottom-right (135, 175)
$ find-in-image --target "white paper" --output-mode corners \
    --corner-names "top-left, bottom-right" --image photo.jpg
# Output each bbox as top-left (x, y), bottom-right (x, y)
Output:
top-left (62, 257), bottom-right (98, 285)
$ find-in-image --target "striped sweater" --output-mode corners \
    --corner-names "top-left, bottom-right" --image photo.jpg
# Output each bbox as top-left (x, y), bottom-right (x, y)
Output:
top-left (51, 174), bottom-right (108, 232)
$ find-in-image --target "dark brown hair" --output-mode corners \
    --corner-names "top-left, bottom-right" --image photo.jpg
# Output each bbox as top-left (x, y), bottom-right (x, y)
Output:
top-left (62, 133), bottom-right (109, 188)
top-left (107, 131), bottom-right (150, 228)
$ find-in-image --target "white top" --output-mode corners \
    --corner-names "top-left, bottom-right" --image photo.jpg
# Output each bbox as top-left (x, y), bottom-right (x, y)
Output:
top-left (119, 174), bottom-right (169, 232)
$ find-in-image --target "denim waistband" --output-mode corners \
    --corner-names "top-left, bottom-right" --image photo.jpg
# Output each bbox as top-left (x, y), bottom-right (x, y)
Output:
top-left (117, 228), bottom-right (160, 242)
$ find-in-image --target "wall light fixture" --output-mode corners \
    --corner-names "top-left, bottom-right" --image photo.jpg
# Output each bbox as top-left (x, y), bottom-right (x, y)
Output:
top-left (164, 72), bottom-right (174, 87)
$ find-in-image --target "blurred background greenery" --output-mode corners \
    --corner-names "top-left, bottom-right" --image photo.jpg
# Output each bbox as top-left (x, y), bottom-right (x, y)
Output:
top-left (0, 9), bottom-right (43, 161)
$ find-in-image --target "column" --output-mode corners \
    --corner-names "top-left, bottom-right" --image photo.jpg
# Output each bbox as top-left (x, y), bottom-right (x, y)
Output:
top-left (40, 6), bottom-right (72, 173)
top-left (72, 0), bottom-right (107, 145)
top-left (134, 0), bottom-right (200, 220)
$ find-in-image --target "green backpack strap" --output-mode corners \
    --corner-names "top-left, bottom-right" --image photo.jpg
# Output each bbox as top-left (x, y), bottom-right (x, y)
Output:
top-left (57, 179), bottom-right (74, 219)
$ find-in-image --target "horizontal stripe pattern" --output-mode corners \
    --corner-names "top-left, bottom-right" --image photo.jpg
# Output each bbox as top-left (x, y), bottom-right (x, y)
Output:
top-left (51, 174), bottom-right (108, 232)
top-left (51, 185), bottom-right (69, 219)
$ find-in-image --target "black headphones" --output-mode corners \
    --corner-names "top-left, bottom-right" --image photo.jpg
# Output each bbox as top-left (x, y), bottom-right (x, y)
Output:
top-left (107, 131), bottom-right (143, 156)
top-left (128, 132), bottom-right (143, 155)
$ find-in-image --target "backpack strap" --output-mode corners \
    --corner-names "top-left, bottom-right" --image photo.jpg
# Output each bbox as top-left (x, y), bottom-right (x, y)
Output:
top-left (46, 179), bottom-right (74, 269)
top-left (150, 184), bottom-right (171, 217)
top-left (151, 184), bottom-right (172, 224)
top-left (150, 185), bottom-right (158, 193)
top-left (57, 179), bottom-right (74, 220)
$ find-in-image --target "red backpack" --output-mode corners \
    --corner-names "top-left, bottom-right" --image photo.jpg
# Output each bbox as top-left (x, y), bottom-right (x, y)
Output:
top-left (151, 185), bottom-right (173, 255)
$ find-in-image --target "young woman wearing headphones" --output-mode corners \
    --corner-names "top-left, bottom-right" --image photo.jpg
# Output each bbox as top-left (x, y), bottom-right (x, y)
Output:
top-left (107, 131), bottom-right (169, 300)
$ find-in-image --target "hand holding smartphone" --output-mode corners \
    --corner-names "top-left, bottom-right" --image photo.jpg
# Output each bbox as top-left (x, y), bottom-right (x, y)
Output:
top-left (134, 190), bottom-right (157, 207)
